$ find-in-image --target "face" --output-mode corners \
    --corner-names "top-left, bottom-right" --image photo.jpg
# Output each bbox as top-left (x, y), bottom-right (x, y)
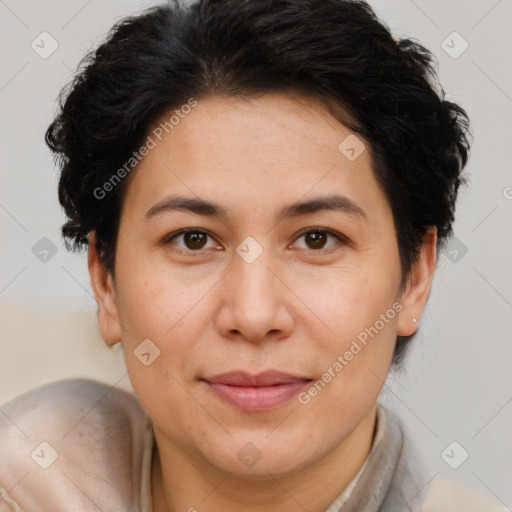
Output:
top-left (89, 92), bottom-right (435, 478)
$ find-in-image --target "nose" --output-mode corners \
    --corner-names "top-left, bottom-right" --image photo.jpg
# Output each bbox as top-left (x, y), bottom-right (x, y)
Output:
top-left (215, 242), bottom-right (294, 344)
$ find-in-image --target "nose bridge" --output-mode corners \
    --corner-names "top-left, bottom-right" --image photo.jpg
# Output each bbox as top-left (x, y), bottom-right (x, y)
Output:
top-left (217, 235), bottom-right (292, 341)
top-left (233, 237), bottom-right (278, 311)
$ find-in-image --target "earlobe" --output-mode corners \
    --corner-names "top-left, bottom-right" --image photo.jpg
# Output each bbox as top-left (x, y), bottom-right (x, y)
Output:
top-left (397, 226), bottom-right (438, 337)
top-left (87, 232), bottom-right (123, 345)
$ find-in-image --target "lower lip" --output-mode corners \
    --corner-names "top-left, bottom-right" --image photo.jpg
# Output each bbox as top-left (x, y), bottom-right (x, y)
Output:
top-left (204, 380), bottom-right (311, 411)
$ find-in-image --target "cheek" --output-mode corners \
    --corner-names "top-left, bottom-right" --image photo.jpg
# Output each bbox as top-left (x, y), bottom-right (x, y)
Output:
top-left (296, 260), bottom-right (400, 343)
top-left (113, 263), bottom-right (209, 427)
top-left (114, 250), bottom-right (213, 340)
top-left (294, 273), bottom-right (398, 430)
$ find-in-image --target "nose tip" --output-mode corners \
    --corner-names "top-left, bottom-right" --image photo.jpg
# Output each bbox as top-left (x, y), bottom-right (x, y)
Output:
top-left (215, 246), bottom-right (294, 343)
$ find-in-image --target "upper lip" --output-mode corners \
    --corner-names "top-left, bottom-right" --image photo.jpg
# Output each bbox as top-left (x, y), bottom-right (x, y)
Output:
top-left (204, 370), bottom-right (312, 387)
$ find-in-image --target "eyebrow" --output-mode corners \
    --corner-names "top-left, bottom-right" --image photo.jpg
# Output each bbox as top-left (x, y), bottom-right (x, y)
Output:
top-left (144, 193), bottom-right (367, 222)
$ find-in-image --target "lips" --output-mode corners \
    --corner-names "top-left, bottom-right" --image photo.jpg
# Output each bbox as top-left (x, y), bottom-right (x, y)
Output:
top-left (205, 370), bottom-right (311, 386)
top-left (202, 370), bottom-right (312, 411)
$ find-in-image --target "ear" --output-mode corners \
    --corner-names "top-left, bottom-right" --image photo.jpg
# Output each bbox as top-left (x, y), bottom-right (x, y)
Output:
top-left (87, 232), bottom-right (123, 344)
top-left (397, 226), bottom-right (437, 336)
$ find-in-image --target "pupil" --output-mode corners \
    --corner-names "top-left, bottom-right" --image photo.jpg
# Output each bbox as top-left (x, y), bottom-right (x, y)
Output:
top-left (308, 231), bottom-right (326, 249)
top-left (186, 232), bottom-right (206, 249)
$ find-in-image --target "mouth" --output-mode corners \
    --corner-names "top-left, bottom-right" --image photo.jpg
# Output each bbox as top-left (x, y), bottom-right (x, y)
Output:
top-left (201, 370), bottom-right (313, 412)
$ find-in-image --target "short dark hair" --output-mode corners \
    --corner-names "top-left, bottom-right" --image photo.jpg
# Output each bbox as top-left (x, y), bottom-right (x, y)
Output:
top-left (45, 0), bottom-right (471, 366)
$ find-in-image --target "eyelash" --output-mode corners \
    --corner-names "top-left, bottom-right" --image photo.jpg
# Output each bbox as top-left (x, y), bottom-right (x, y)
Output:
top-left (163, 227), bottom-right (348, 255)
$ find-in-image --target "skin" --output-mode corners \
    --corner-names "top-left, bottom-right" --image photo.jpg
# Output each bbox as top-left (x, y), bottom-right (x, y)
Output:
top-left (88, 92), bottom-right (437, 512)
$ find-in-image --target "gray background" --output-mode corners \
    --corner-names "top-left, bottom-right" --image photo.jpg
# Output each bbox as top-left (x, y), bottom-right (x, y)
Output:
top-left (1, 0), bottom-right (511, 506)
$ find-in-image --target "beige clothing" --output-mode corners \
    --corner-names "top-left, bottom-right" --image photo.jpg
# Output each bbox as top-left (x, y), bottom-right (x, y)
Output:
top-left (0, 379), bottom-right (508, 511)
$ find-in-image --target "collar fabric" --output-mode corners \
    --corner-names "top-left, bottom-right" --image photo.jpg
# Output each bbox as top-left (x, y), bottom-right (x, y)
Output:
top-left (1, 381), bottom-right (505, 511)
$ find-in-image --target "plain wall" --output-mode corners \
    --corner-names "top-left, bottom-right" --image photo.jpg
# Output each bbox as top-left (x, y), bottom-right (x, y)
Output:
top-left (1, 0), bottom-right (511, 506)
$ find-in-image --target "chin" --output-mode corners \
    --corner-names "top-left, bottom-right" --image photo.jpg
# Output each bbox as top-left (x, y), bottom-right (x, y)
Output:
top-left (198, 435), bottom-right (318, 478)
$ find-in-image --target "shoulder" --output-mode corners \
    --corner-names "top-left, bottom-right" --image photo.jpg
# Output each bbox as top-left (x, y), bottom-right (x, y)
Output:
top-left (421, 475), bottom-right (509, 512)
top-left (375, 405), bottom-right (508, 512)
top-left (0, 378), bottom-right (149, 512)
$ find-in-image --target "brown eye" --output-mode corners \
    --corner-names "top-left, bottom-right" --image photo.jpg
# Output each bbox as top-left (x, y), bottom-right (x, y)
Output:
top-left (293, 228), bottom-right (344, 252)
top-left (304, 231), bottom-right (328, 250)
top-left (183, 231), bottom-right (208, 250)
top-left (165, 228), bottom-right (218, 252)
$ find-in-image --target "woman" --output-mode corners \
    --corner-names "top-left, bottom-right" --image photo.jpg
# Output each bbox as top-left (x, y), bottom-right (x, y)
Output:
top-left (0, 0), bottom-right (506, 510)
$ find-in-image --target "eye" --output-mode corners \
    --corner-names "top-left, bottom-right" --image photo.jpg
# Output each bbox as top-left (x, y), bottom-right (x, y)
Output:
top-left (292, 227), bottom-right (346, 252)
top-left (163, 228), bottom-right (220, 253)
top-left (163, 227), bottom-right (347, 254)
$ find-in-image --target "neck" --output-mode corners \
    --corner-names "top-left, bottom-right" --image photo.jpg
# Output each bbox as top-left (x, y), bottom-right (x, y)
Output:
top-left (152, 404), bottom-right (377, 512)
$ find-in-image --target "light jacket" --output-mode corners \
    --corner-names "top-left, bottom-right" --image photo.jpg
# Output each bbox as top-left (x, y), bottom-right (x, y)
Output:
top-left (0, 379), bottom-right (507, 511)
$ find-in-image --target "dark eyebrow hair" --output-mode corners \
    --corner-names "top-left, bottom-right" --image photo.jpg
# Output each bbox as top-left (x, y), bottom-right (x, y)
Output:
top-left (144, 193), bottom-right (367, 222)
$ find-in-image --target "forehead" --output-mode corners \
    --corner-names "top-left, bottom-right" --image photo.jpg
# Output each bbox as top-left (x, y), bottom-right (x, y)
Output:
top-left (121, 92), bottom-right (387, 224)
top-left (150, 92), bottom-right (356, 163)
